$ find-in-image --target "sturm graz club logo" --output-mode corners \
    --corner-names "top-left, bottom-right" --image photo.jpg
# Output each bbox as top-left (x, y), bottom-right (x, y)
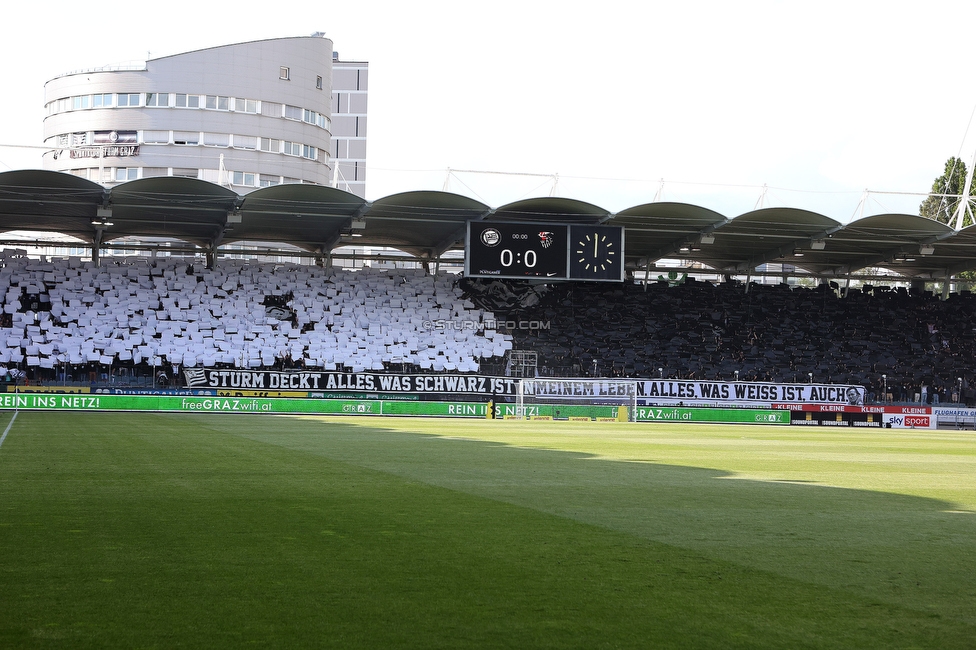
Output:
top-left (481, 228), bottom-right (501, 247)
top-left (538, 231), bottom-right (555, 248)
top-left (183, 368), bottom-right (208, 387)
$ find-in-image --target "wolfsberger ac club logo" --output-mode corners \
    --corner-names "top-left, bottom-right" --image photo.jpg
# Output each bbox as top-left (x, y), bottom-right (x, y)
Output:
top-left (481, 227), bottom-right (501, 247)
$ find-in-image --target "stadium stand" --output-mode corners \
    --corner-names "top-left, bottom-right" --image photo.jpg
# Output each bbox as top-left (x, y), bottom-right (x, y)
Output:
top-left (463, 277), bottom-right (976, 405)
top-left (3, 244), bottom-right (975, 406)
top-left (0, 252), bottom-right (511, 385)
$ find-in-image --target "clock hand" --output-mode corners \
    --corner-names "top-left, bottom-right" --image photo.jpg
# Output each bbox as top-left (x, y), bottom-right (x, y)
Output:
top-left (594, 236), bottom-right (598, 259)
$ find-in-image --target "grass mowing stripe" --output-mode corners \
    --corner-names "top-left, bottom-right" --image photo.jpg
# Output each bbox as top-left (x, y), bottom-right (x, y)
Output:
top-left (221, 415), bottom-right (976, 628)
top-left (2, 412), bottom-right (975, 648)
top-left (0, 409), bottom-right (16, 449)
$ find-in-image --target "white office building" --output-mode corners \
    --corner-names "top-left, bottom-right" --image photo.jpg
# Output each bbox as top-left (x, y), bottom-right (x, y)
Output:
top-left (42, 35), bottom-right (368, 197)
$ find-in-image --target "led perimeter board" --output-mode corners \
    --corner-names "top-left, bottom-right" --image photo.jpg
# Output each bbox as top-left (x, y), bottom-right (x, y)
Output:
top-left (465, 222), bottom-right (624, 282)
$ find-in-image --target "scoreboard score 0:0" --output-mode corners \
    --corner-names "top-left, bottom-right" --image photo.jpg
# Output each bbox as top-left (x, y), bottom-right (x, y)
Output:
top-left (465, 222), bottom-right (624, 282)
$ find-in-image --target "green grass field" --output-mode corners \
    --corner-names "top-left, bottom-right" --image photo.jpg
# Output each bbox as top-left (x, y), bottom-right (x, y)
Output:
top-left (1, 412), bottom-right (975, 648)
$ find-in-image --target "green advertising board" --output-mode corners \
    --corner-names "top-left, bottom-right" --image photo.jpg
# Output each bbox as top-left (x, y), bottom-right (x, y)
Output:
top-left (0, 393), bottom-right (488, 418)
top-left (0, 393), bottom-right (787, 425)
top-left (494, 403), bottom-right (620, 420)
top-left (634, 406), bottom-right (790, 424)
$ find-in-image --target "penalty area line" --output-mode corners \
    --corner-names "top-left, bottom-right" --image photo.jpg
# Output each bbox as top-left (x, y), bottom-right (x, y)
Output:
top-left (0, 410), bottom-right (17, 450)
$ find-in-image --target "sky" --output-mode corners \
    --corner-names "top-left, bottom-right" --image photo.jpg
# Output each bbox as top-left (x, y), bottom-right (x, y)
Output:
top-left (3, 0), bottom-right (976, 223)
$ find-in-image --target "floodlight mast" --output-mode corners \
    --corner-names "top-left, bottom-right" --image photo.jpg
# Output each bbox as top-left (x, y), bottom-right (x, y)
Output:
top-left (952, 149), bottom-right (976, 230)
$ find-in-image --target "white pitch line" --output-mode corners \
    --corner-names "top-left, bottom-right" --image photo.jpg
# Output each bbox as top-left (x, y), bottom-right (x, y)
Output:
top-left (0, 410), bottom-right (17, 449)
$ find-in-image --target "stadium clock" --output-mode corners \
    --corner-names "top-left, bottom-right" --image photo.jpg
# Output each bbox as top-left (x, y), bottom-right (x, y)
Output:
top-left (465, 222), bottom-right (569, 279)
top-left (568, 225), bottom-right (625, 281)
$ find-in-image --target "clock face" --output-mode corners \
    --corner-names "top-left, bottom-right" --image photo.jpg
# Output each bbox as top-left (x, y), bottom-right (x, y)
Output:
top-left (575, 232), bottom-right (616, 274)
top-left (568, 225), bottom-right (624, 281)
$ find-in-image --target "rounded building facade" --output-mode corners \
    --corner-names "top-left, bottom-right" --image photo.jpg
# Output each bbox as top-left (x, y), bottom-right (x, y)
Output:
top-left (43, 36), bottom-right (338, 192)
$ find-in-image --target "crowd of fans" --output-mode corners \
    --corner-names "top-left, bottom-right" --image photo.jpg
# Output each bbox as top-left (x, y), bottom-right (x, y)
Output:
top-left (4, 249), bottom-right (975, 406)
top-left (0, 255), bottom-right (510, 386)
top-left (464, 277), bottom-right (976, 405)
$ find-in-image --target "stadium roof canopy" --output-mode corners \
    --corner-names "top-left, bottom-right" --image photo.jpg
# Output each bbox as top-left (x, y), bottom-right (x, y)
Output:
top-left (1, 169), bottom-right (975, 280)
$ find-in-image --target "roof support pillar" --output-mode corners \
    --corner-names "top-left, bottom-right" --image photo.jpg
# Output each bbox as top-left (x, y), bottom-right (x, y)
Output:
top-left (92, 227), bottom-right (104, 267)
top-left (942, 270), bottom-right (952, 300)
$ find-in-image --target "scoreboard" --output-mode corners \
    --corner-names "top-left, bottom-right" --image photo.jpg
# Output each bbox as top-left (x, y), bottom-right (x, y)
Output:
top-left (465, 222), bottom-right (624, 282)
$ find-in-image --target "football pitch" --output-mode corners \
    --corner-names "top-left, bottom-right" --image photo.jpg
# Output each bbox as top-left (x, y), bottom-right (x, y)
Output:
top-left (1, 412), bottom-right (975, 648)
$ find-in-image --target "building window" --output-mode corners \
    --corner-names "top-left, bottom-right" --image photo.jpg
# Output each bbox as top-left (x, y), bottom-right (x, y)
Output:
top-left (206, 95), bottom-right (229, 110)
top-left (259, 174), bottom-right (280, 187)
top-left (316, 75), bottom-right (323, 90)
top-left (116, 93), bottom-right (140, 107)
top-left (283, 141), bottom-right (301, 157)
top-left (72, 96), bottom-right (90, 110)
top-left (260, 138), bottom-right (280, 153)
top-left (175, 94), bottom-right (200, 108)
top-left (232, 135), bottom-right (258, 150)
top-left (146, 93), bottom-right (170, 107)
top-left (142, 130), bottom-right (170, 144)
top-left (280, 66), bottom-right (290, 80)
top-left (234, 98), bottom-right (259, 113)
top-left (302, 145), bottom-right (317, 161)
top-left (284, 105), bottom-right (302, 121)
top-left (232, 171), bottom-right (257, 187)
top-left (115, 168), bottom-right (138, 182)
top-left (172, 168), bottom-right (198, 179)
top-left (203, 133), bottom-right (229, 147)
top-left (92, 93), bottom-right (113, 108)
top-left (173, 131), bottom-right (200, 145)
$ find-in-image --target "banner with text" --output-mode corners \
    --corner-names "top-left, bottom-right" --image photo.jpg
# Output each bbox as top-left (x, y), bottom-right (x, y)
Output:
top-left (178, 369), bottom-right (867, 406)
top-left (638, 380), bottom-right (865, 407)
top-left (183, 369), bottom-right (520, 396)
top-left (519, 380), bottom-right (636, 398)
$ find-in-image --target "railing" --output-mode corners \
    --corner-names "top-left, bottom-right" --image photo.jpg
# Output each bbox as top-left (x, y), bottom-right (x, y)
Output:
top-left (50, 62), bottom-right (147, 79)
